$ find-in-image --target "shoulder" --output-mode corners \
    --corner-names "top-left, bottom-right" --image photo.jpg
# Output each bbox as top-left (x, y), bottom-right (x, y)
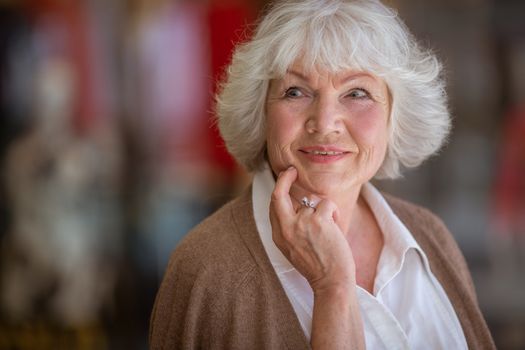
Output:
top-left (383, 192), bottom-right (496, 349)
top-left (383, 193), bottom-right (443, 227)
top-left (383, 193), bottom-right (458, 251)
top-left (150, 189), bottom-right (264, 348)
top-left (382, 193), bottom-right (462, 260)
top-left (383, 192), bottom-right (476, 292)
top-left (166, 189), bottom-right (257, 285)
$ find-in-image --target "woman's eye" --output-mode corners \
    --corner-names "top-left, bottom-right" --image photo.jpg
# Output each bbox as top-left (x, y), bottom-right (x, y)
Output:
top-left (347, 88), bottom-right (369, 99)
top-left (284, 87), bottom-right (304, 98)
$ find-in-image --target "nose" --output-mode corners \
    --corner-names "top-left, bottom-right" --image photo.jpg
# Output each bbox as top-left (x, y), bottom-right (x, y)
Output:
top-left (305, 95), bottom-right (343, 135)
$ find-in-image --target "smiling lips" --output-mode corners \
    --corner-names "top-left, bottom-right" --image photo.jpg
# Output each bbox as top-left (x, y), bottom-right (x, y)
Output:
top-left (307, 150), bottom-right (345, 156)
top-left (299, 146), bottom-right (351, 163)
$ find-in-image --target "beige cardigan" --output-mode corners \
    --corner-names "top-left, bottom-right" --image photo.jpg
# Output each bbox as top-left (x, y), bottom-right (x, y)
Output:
top-left (150, 188), bottom-right (495, 349)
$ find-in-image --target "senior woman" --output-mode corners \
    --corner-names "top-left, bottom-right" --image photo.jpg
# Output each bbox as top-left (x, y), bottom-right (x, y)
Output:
top-left (150, 0), bottom-right (495, 349)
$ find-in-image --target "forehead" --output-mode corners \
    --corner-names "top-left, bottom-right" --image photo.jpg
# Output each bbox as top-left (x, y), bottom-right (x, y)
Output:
top-left (280, 59), bottom-right (386, 87)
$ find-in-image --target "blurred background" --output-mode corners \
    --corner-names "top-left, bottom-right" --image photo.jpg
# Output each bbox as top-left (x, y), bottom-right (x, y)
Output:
top-left (0, 0), bottom-right (523, 349)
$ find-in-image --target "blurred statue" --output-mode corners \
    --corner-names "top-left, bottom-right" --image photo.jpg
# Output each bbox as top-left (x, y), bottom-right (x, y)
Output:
top-left (1, 56), bottom-right (123, 327)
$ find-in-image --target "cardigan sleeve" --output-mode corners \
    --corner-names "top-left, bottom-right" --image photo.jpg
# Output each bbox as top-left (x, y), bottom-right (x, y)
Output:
top-left (149, 248), bottom-right (212, 350)
top-left (149, 234), bottom-right (306, 350)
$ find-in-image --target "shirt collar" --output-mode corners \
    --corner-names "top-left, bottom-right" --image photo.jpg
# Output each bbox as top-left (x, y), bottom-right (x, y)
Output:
top-left (361, 183), bottom-right (427, 294)
top-left (252, 164), bottom-right (296, 272)
top-left (362, 183), bottom-right (421, 255)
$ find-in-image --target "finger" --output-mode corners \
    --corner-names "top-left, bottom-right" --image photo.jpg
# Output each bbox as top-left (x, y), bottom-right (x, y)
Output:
top-left (270, 166), bottom-right (298, 219)
top-left (295, 205), bottom-right (316, 222)
top-left (289, 186), bottom-right (320, 209)
top-left (314, 199), bottom-right (339, 223)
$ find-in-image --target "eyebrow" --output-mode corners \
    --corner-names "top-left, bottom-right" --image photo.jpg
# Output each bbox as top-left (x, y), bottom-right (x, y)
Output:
top-left (286, 69), bottom-right (310, 82)
top-left (285, 69), bottom-right (378, 85)
top-left (341, 72), bottom-right (378, 84)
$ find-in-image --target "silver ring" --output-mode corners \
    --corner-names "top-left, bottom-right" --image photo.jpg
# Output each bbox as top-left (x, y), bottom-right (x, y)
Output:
top-left (301, 197), bottom-right (316, 209)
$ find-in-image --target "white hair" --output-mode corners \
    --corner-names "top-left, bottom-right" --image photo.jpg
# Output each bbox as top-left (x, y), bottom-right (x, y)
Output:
top-left (216, 0), bottom-right (450, 178)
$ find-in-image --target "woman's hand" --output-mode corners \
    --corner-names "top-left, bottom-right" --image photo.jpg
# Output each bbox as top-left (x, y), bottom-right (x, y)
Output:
top-left (269, 166), bottom-right (356, 292)
top-left (269, 166), bottom-right (365, 349)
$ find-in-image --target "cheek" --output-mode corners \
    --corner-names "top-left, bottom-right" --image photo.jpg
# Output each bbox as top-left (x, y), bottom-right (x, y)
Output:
top-left (266, 103), bottom-right (304, 142)
top-left (350, 105), bottom-right (389, 148)
top-left (265, 106), bottom-right (302, 166)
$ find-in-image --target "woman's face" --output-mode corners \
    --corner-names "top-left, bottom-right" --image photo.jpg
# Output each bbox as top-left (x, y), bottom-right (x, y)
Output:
top-left (265, 61), bottom-right (391, 197)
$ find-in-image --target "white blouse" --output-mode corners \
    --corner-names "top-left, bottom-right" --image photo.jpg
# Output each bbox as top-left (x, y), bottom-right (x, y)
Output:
top-left (252, 166), bottom-right (468, 349)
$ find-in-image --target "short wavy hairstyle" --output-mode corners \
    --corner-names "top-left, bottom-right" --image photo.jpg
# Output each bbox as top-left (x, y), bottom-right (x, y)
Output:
top-left (216, 0), bottom-right (450, 179)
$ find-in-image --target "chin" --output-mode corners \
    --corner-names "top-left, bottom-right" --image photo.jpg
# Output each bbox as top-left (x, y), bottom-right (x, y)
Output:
top-left (299, 173), bottom-right (347, 196)
top-left (301, 167), bottom-right (373, 195)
